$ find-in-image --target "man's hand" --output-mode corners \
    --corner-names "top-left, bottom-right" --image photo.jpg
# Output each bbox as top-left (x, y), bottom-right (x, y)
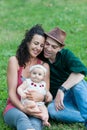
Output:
top-left (55, 89), bottom-right (65, 111)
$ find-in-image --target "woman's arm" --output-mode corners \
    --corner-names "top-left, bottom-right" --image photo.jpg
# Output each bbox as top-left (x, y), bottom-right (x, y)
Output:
top-left (43, 62), bottom-right (52, 102)
top-left (43, 63), bottom-right (50, 91)
top-left (7, 56), bottom-right (24, 111)
top-left (7, 56), bottom-right (42, 117)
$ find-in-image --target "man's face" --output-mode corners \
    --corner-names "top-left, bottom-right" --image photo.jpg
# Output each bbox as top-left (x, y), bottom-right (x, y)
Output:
top-left (44, 37), bottom-right (62, 62)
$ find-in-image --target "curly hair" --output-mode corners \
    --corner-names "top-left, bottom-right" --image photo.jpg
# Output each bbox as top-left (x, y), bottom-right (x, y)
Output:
top-left (16, 24), bottom-right (46, 67)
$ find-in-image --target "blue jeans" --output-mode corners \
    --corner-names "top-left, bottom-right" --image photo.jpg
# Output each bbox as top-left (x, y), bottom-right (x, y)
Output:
top-left (4, 108), bottom-right (43, 130)
top-left (48, 80), bottom-right (87, 127)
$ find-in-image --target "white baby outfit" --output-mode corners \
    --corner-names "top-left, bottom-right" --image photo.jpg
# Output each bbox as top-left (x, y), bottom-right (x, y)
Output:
top-left (21, 78), bottom-right (46, 105)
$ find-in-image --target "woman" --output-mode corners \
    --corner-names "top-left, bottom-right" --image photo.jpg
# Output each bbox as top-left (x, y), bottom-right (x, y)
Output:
top-left (3, 24), bottom-right (50, 130)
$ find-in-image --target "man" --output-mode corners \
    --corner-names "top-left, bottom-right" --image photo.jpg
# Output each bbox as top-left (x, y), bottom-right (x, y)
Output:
top-left (43, 27), bottom-right (87, 127)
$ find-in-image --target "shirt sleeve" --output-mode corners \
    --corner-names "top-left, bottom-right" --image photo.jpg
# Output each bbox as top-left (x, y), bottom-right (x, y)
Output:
top-left (63, 49), bottom-right (87, 76)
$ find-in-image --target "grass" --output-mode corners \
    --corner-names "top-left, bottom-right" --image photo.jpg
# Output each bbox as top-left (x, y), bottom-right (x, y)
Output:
top-left (0, 0), bottom-right (87, 129)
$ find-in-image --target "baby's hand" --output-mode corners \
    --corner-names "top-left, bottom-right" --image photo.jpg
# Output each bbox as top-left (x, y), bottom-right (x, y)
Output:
top-left (45, 91), bottom-right (53, 103)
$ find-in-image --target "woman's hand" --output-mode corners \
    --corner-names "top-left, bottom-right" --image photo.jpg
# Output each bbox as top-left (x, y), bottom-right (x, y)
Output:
top-left (21, 93), bottom-right (27, 99)
top-left (25, 90), bottom-right (44, 102)
top-left (22, 103), bottom-right (43, 119)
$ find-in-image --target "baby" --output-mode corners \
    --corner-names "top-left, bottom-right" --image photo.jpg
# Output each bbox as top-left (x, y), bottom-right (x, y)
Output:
top-left (17, 64), bottom-right (52, 127)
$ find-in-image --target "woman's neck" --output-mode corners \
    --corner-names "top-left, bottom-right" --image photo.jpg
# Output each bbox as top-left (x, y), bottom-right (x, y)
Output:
top-left (26, 57), bottom-right (38, 66)
top-left (22, 58), bottom-right (38, 78)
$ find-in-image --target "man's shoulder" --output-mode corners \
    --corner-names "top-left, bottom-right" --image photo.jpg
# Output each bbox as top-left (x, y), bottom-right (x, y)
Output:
top-left (61, 48), bottom-right (74, 56)
top-left (61, 48), bottom-right (71, 53)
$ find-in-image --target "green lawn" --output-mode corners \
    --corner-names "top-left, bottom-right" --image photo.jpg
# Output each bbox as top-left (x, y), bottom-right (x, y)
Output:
top-left (0, 0), bottom-right (87, 129)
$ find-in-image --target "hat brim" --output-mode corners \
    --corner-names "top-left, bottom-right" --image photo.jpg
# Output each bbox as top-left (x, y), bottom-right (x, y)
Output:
top-left (45, 32), bottom-right (65, 46)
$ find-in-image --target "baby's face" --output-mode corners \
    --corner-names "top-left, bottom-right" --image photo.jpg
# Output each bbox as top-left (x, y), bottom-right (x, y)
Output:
top-left (30, 68), bottom-right (45, 83)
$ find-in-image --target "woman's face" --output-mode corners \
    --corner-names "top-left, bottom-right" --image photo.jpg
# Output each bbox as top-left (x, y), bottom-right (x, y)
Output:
top-left (28, 34), bottom-right (45, 58)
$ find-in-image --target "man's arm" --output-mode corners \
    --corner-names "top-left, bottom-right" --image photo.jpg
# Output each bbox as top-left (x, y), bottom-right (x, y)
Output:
top-left (55, 72), bottom-right (84, 111)
top-left (62, 72), bottom-right (84, 90)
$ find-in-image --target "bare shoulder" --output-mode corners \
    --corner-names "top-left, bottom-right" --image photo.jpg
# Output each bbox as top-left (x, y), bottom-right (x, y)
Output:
top-left (8, 56), bottom-right (17, 61)
top-left (8, 56), bottom-right (18, 63)
top-left (8, 56), bottom-right (19, 69)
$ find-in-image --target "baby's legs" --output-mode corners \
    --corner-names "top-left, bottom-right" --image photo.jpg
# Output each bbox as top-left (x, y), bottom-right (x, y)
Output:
top-left (23, 99), bottom-right (40, 112)
top-left (39, 105), bottom-right (50, 127)
top-left (23, 99), bottom-right (50, 126)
